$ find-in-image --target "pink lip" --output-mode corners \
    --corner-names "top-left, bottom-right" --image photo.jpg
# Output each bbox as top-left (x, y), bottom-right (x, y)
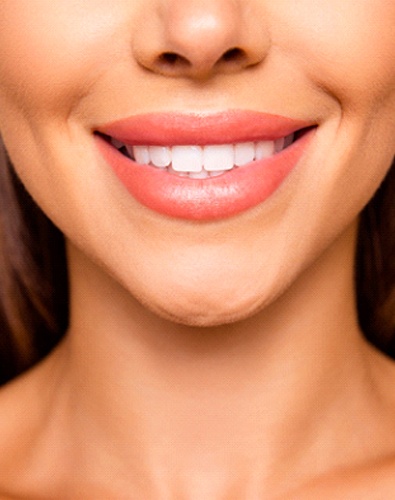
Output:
top-left (95, 111), bottom-right (316, 220)
top-left (96, 110), bottom-right (311, 145)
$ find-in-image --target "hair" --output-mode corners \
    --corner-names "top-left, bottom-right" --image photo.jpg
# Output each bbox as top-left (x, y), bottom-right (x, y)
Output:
top-left (0, 139), bottom-right (68, 384)
top-left (0, 137), bottom-right (394, 385)
top-left (356, 158), bottom-right (395, 353)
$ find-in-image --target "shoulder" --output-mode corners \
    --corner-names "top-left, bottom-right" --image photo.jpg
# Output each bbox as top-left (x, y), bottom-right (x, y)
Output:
top-left (0, 351), bottom-right (65, 499)
top-left (0, 377), bottom-right (42, 498)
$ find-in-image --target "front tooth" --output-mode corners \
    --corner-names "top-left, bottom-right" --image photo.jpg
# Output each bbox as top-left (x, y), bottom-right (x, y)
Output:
top-left (234, 142), bottom-right (255, 167)
top-left (132, 146), bottom-right (150, 164)
top-left (256, 141), bottom-right (275, 160)
top-left (172, 146), bottom-right (203, 173)
top-left (203, 145), bottom-right (234, 172)
top-left (149, 146), bottom-right (171, 168)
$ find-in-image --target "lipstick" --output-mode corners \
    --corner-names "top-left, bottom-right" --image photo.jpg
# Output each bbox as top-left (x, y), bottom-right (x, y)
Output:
top-left (95, 111), bottom-right (315, 220)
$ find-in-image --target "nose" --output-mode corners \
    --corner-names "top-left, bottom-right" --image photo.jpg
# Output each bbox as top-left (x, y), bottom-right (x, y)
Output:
top-left (132, 0), bottom-right (270, 79)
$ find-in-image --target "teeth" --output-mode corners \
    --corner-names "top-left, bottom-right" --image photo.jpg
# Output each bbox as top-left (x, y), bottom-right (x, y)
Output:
top-left (274, 137), bottom-right (285, 153)
top-left (189, 169), bottom-right (211, 179)
top-left (203, 145), bottom-right (234, 172)
top-left (284, 133), bottom-right (294, 149)
top-left (168, 166), bottom-right (188, 177)
top-left (210, 170), bottom-right (226, 177)
top-left (130, 145), bottom-right (149, 164)
top-left (234, 142), bottom-right (255, 167)
top-left (172, 146), bottom-right (203, 173)
top-left (148, 146), bottom-right (171, 168)
top-left (256, 140), bottom-right (275, 160)
top-left (110, 133), bottom-right (296, 176)
top-left (111, 138), bottom-right (125, 149)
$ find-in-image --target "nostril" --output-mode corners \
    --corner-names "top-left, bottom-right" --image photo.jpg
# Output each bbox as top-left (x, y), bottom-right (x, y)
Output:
top-left (157, 52), bottom-right (190, 69)
top-left (160, 52), bottom-right (179, 64)
top-left (221, 47), bottom-right (245, 63)
top-left (153, 47), bottom-right (251, 77)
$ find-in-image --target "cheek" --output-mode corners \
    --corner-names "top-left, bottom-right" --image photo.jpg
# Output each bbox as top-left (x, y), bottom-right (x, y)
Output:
top-left (0, 1), bottom-right (127, 118)
top-left (271, 0), bottom-right (395, 109)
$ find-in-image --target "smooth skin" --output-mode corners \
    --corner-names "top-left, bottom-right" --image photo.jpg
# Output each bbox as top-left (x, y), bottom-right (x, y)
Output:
top-left (0, 0), bottom-right (395, 498)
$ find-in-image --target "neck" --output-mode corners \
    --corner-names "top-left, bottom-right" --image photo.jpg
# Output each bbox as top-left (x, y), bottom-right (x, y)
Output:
top-left (51, 222), bottom-right (383, 495)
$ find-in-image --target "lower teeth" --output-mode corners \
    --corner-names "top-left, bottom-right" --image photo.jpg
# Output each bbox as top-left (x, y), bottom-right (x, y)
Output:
top-left (168, 167), bottom-right (225, 179)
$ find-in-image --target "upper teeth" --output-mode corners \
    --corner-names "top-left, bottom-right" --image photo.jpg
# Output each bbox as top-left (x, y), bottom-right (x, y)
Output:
top-left (110, 134), bottom-right (294, 178)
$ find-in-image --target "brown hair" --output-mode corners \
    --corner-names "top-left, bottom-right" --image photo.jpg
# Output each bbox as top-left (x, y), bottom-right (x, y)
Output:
top-left (356, 158), bottom-right (395, 353)
top-left (0, 138), bottom-right (394, 385)
top-left (0, 140), bottom-right (68, 384)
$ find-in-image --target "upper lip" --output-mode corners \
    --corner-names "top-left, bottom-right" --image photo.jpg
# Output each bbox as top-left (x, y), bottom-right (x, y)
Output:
top-left (95, 110), bottom-right (315, 146)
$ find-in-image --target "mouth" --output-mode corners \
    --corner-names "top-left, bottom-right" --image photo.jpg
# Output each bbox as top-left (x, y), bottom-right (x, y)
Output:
top-left (95, 111), bottom-right (316, 220)
top-left (98, 129), bottom-right (305, 179)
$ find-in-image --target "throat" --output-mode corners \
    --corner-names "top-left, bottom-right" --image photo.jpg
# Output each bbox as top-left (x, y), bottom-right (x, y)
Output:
top-left (57, 224), bottom-right (381, 495)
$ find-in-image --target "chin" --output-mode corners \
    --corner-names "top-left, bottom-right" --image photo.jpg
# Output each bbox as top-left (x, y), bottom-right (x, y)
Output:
top-left (142, 282), bottom-right (266, 328)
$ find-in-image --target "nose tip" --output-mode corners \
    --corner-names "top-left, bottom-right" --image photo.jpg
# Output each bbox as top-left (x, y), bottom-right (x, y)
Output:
top-left (132, 1), bottom-right (269, 79)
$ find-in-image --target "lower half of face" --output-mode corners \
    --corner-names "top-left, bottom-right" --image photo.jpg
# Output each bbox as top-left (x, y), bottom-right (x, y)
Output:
top-left (0, 0), bottom-right (394, 325)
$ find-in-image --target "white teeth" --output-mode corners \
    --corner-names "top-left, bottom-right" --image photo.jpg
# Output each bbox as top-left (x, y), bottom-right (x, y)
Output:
top-left (210, 170), bottom-right (225, 177)
top-left (234, 142), bottom-right (255, 167)
top-left (172, 145), bottom-right (203, 173)
top-left (168, 166), bottom-right (188, 177)
top-left (112, 132), bottom-right (296, 176)
top-left (130, 145), bottom-right (149, 164)
top-left (149, 146), bottom-right (171, 168)
top-left (203, 145), bottom-right (234, 172)
top-left (189, 169), bottom-right (211, 179)
top-left (256, 140), bottom-right (275, 160)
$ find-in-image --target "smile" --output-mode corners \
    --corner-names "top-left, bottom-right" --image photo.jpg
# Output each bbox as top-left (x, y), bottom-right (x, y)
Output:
top-left (95, 111), bottom-right (316, 220)
top-left (106, 134), bottom-right (296, 179)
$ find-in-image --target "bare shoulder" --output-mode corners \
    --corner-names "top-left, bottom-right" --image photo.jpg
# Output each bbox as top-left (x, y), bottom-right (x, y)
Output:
top-left (285, 347), bottom-right (395, 497)
top-left (0, 349), bottom-right (66, 499)
top-left (0, 373), bottom-right (41, 461)
top-left (0, 375), bottom-right (43, 498)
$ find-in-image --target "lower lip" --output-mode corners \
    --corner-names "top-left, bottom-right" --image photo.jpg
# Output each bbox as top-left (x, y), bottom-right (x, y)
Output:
top-left (96, 130), bottom-right (314, 221)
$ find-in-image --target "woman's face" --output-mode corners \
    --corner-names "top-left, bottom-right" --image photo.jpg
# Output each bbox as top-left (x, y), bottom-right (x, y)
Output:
top-left (0, 1), bottom-right (394, 325)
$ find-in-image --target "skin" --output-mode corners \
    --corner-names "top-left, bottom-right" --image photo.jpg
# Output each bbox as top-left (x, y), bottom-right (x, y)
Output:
top-left (0, 0), bottom-right (394, 497)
